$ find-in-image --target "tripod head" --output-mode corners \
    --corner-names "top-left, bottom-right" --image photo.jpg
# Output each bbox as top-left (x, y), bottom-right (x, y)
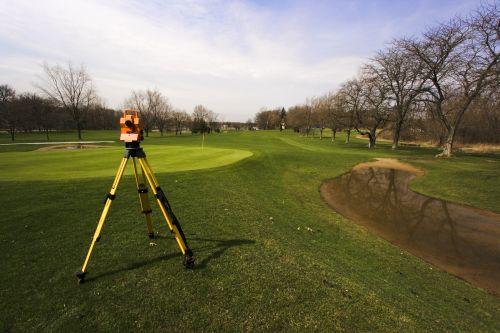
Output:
top-left (120, 109), bottom-right (144, 142)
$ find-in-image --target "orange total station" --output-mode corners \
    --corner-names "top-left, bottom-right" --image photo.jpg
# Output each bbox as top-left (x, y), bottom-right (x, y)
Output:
top-left (120, 109), bottom-right (143, 142)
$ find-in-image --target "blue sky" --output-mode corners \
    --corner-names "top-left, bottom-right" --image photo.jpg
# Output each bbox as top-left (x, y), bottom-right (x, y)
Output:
top-left (0, 0), bottom-right (481, 121)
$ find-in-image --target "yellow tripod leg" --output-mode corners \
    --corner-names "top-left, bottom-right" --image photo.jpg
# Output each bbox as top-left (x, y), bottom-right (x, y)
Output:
top-left (137, 157), bottom-right (195, 268)
top-left (132, 157), bottom-right (155, 238)
top-left (76, 157), bottom-right (129, 283)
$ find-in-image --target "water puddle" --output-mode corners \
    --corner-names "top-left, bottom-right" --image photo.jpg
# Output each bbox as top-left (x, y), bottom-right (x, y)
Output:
top-left (320, 162), bottom-right (500, 295)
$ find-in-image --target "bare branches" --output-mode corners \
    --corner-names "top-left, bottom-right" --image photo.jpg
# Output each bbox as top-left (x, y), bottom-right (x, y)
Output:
top-left (277, 2), bottom-right (498, 155)
top-left (368, 41), bottom-right (427, 148)
top-left (401, 3), bottom-right (499, 156)
top-left (36, 63), bottom-right (96, 139)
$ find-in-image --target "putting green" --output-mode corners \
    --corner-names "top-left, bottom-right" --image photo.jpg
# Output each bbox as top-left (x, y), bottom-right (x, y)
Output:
top-left (0, 145), bottom-right (252, 181)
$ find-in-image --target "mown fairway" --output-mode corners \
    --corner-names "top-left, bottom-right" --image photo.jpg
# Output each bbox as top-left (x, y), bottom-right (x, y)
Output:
top-left (0, 130), bottom-right (499, 332)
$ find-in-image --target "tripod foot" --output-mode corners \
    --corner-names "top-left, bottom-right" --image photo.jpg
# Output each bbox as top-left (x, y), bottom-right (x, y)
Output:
top-left (76, 271), bottom-right (87, 284)
top-left (148, 232), bottom-right (155, 239)
top-left (182, 254), bottom-right (195, 269)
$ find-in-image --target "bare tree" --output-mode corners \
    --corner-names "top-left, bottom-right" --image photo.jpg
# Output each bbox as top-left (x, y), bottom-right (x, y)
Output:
top-left (311, 95), bottom-right (330, 139)
top-left (206, 110), bottom-right (221, 133)
top-left (0, 84), bottom-right (17, 141)
top-left (172, 110), bottom-right (190, 135)
top-left (323, 92), bottom-right (343, 142)
top-left (144, 89), bottom-right (171, 136)
top-left (254, 107), bottom-right (281, 130)
top-left (37, 63), bottom-right (96, 140)
top-left (17, 93), bottom-right (55, 141)
top-left (287, 103), bottom-right (313, 135)
top-left (338, 79), bottom-right (364, 144)
top-left (354, 72), bottom-right (391, 148)
top-left (192, 104), bottom-right (210, 134)
top-left (124, 90), bottom-right (156, 137)
top-left (370, 43), bottom-right (427, 149)
top-left (403, 4), bottom-right (499, 156)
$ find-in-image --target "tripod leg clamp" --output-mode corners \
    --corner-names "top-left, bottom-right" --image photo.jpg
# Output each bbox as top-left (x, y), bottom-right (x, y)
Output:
top-left (103, 193), bottom-right (116, 204)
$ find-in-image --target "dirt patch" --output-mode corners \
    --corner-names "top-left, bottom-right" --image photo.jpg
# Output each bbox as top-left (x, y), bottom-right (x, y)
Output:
top-left (458, 144), bottom-right (500, 154)
top-left (352, 158), bottom-right (425, 176)
top-left (356, 134), bottom-right (500, 154)
top-left (37, 144), bottom-right (111, 151)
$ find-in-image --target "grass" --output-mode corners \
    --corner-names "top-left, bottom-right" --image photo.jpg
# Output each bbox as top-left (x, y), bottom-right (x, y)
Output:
top-left (0, 130), bottom-right (498, 332)
top-left (0, 146), bottom-right (252, 181)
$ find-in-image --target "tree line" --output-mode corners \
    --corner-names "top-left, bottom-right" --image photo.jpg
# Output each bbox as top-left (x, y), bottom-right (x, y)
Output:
top-left (0, 82), bottom-right (119, 141)
top-left (0, 63), bottom-right (225, 141)
top-left (255, 3), bottom-right (499, 157)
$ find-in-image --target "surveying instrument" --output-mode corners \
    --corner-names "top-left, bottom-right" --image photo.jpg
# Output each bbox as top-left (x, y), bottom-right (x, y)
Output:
top-left (76, 109), bottom-right (195, 283)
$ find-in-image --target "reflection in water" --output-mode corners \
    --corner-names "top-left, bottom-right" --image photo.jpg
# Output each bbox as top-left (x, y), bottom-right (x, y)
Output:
top-left (320, 167), bottom-right (500, 295)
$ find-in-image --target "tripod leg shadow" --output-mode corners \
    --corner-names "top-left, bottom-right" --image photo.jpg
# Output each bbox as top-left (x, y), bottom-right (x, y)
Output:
top-left (189, 237), bottom-right (256, 270)
top-left (84, 237), bottom-right (255, 281)
top-left (85, 252), bottom-right (180, 282)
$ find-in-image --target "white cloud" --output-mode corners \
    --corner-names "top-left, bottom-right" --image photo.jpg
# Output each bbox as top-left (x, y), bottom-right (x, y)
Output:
top-left (0, 0), bottom-right (472, 120)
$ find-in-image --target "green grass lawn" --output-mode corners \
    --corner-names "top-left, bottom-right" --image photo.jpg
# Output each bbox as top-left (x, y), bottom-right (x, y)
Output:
top-left (0, 130), bottom-right (498, 332)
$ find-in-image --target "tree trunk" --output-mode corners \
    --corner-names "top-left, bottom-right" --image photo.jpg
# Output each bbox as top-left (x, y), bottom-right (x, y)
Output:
top-left (45, 128), bottom-right (50, 141)
top-left (9, 127), bottom-right (15, 141)
top-left (320, 128), bottom-right (323, 140)
top-left (437, 126), bottom-right (456, 158)
top-left (392, 119), bottom-right (402, 149)
top-left (331, 129), bottom-right (336, 142)
top-left (345, 129), bottom-right (351, 144)
top-left (77, 122), bottom-right (82, 140)
top-left (368, 130), bottom-right (376, 149)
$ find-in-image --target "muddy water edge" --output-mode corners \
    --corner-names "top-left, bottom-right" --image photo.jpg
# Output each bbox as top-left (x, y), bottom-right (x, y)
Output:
top-left (320, 160), bottom-right (500, 296)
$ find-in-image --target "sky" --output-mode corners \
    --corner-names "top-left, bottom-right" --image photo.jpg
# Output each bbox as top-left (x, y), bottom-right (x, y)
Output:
top-left (0, 0), bottom-right (482, 121)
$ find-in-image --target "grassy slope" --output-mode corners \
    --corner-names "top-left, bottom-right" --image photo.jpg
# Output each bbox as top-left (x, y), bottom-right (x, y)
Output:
top-left (0, 130), bottom-right (498, 332)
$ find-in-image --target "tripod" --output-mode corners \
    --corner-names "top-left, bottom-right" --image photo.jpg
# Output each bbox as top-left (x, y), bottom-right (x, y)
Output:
top-left (76, 141), bottom-right (195, 283)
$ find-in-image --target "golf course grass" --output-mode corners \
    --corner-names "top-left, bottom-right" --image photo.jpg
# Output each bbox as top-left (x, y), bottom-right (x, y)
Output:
top-left (0, 146), bottom-right (252, 181)
top-left (0, 130), bottom-right (498, 332)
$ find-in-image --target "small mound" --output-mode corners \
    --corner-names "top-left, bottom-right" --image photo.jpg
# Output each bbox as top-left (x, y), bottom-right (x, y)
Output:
top-left (352, 158), bottom-right (424, 176)
top-left (37, 144), bottom-right (111, 151)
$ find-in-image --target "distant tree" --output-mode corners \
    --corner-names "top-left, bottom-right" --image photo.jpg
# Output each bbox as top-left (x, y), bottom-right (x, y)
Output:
top-left (337, 80), bottom-right (363, 144)
top-left (85, 100), bottom-right (120, 131)
top-left (125, 90), bottom-right (158, 137)
top-left (354, 72), bottom-right (391, 148)
top-left (0, 84), bottom-right (17, 141)
top-left (279, 107), bottom-right (287, 131)
top-left (245, 119), bottom-right (255, 130)
top-left (254, 108), bottom-right (281, 130)
top-left (206, 110), bottom-right (221, 133)
top-left (143, 90), bottom-right (171, 136)
top-left (325, 92), bottom-right (343, 142)
top-left (191, 104), bottom-right (210, 134)
top-left (37, 63), bottom-right (96, 140)
top-left (287, 104), bottom-right (312, 135)
top-left (311, 96), bottom-right (329, 139)
top-left (17, 93), bottom-right (56, 140)
top-left (172, 110), bottom-right (190, 135)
